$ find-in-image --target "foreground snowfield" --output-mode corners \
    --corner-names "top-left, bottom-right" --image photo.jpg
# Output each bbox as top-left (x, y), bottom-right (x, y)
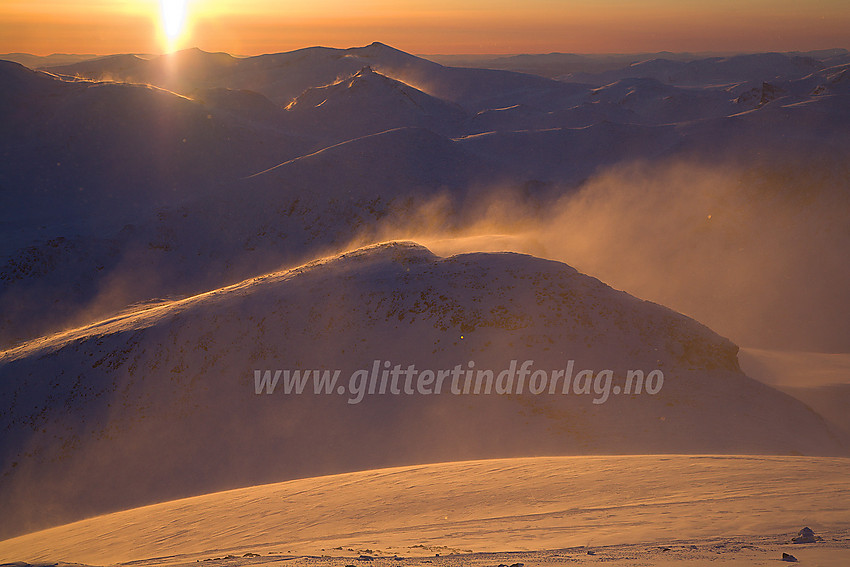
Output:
top-left (1, 455), bottom-right (848, 566)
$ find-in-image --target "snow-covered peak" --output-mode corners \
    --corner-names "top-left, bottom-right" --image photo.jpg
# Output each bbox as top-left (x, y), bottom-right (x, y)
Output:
top-left (2, 240), bottom-right (847, 539)
top-left (288, 65), bottom-right (448, 110)
top-left (283, 67), bottom-right (467, 140)
top-left (346, 41), bottom-right (435, 68)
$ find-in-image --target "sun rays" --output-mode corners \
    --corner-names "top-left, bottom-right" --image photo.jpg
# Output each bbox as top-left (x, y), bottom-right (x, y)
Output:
top-left (160, 0), bottom-right (189, 52)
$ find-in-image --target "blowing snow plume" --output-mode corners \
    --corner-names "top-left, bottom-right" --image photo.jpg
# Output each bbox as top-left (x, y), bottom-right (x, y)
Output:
top-left (2, 240), bottom-right (847, 540)
top-left (364, 156), bottom-right (850, 353)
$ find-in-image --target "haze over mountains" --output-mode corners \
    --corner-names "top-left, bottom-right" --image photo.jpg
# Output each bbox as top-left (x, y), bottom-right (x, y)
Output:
top-left (2, 43), bottom-right (849, 352)
top-left (0, 44), bottom-right (848, 350)
top-left (1, 241), bottom-right (847, 539)
top-left (2, 43), bottom-right (850, 545)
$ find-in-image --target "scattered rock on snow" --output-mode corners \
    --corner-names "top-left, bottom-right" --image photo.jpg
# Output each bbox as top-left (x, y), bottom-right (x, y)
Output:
top-left (792, 526), bottom-right (817, 544)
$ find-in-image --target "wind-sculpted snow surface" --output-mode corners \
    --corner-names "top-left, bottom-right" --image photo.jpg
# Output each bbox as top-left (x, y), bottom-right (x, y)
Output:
top-left (2, 455), bottom-right (850, 566)
top-left (0, 242), bottom-right (846, 539)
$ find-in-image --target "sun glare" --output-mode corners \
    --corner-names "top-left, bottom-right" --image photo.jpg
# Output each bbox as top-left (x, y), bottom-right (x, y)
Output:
top-left (160, 0), bottom-right (189, 51)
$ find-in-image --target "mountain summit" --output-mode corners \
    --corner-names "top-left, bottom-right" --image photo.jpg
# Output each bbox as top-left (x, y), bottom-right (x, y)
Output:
top-left (1, 242), bottom-right (846, 538)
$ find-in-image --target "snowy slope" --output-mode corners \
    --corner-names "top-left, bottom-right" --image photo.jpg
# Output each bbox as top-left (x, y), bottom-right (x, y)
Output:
top-left (585, 77), bottom-right (740, 124)
top-left (0, 60), bottom-right (308, 230)
top-left (3, 44), bottom-right (849, 564)
top-left (45, 49), bottom-right (240, 96)
top-left (2, 455), bottom-right (849, 565)
top-left (457, 121), bottom-right (682, 184)
top-left (242, 126), bottom-right (487, 200)
top-left (1, 242), bottom-right (846, 540)
top-left (740, 348), bottom-right (850, 437)
top-left (4, 45), bottom-right (850, 355)
top-left (0, 61), bottom-right (486, 347)
top-left (563, 52), bottom-right (826, 86)
top-left (429, 51), bottom-right (701, 78)
top-left (436, 50), bottom-right (846, 80)
top-left (0, 52), bottom-right (102, 68)
top-left (45, 43), bottom-right (579, 112)
top-left (284, 66), bottom-right (468, 142)
top-left (0, 60), bottom-right (316, 346)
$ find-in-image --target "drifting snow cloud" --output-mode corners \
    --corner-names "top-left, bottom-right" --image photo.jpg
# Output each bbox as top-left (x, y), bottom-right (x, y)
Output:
top-left (355, 157), bottom-right (850, 352)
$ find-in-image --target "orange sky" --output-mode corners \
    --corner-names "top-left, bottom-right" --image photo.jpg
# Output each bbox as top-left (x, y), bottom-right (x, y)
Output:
top-left (1, 0), bottom-right (848, 55)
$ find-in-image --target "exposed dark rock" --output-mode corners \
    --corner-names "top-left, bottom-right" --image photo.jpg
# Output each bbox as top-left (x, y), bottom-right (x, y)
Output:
top-left (792, 526), bottom-right (817, 544)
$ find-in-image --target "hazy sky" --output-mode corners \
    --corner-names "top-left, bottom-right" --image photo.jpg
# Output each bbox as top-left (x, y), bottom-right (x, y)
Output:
top-left (1, 0), bottom-right (848, 55)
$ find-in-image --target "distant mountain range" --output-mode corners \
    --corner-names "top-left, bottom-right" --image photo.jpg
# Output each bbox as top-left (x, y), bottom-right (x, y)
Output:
top-left (7, 47), bottom-right (847, 80)
top-left (2, 44), bottom-right (849, 350)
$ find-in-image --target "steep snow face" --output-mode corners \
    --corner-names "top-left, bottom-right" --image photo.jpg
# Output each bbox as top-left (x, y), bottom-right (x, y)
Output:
top-left (1, 242), bottom-right (845, 539)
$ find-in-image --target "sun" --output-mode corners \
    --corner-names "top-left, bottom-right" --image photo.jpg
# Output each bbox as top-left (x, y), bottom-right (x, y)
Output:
top-left (160, 0), bottom-right (189, 52)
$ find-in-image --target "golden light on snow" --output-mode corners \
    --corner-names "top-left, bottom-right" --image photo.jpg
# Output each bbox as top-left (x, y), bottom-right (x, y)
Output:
top-left (160, 0), bottom-right (190, 52)
top-left (2, 456), bottom-right (850, 565)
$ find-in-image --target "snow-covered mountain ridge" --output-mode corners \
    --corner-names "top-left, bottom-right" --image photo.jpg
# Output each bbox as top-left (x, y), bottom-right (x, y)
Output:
top-left (3, 46), bottom-right (850, 351)
top-left (1, 242), bottom-right (846, 540)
